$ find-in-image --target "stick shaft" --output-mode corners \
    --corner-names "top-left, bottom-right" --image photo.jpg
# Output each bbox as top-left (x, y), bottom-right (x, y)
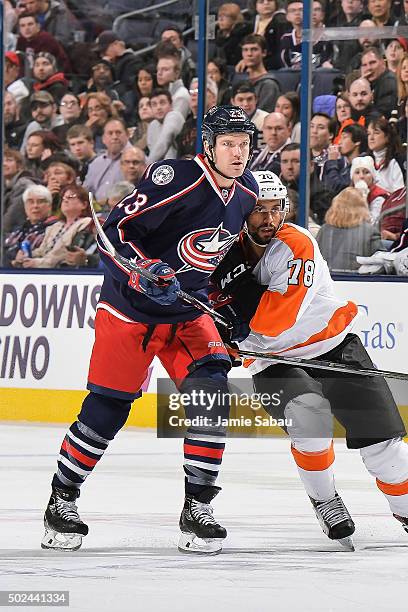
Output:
top-left (237, 350), bottom-right (408, 381)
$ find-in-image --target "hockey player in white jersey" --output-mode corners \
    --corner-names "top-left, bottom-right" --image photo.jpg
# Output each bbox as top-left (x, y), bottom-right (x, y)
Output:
top-left (211, 171), bottom-right (408, 550)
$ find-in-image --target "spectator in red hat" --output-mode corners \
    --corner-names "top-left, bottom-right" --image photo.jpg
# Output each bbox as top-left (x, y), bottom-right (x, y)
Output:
top-left (5, 51), bottom-right (21, 86)
top-left (385, 38), bottom-right (408, 74)
top-left (5, 51), bottom-right (32, 106)
top-left (16, 12), bottom-right (71, 73)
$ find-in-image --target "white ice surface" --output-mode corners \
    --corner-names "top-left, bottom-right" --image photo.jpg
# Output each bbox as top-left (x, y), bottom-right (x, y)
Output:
top-left (1, 423), bottom-right (407, 612)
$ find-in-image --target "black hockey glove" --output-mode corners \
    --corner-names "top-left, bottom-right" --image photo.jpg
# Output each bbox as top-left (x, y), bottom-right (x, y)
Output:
top-left (211, 242), bottom-right (268, 320)
top-left (208, 290), bottom-right (249, 366)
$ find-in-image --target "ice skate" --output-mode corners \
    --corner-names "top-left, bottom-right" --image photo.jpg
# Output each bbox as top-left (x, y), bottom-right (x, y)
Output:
top-left (178, 486), bottom-right (227, 554)
top-left (41, 487), bottom-right (88, 551)
top-left (310, 492), bottom-right (355, 551)
top-left (393, 514), bottom-right (408, 534)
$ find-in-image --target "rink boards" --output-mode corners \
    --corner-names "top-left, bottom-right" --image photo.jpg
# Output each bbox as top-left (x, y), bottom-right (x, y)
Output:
top-left (0, 272), bottom-right (407, 430)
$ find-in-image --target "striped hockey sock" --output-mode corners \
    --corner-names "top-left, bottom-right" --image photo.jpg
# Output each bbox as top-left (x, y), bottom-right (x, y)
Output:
top-left (183, 428), bottom-right (225, 494)
top-left (52, 421), bottom-right (110, 490)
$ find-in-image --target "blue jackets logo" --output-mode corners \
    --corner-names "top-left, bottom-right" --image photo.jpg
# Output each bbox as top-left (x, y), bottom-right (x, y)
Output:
top-left (176, 224), bottom-right (237, 273)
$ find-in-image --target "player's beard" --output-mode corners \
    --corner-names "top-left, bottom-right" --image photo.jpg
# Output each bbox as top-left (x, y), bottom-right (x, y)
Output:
top-left (249, 222), bottom-right (277, 246)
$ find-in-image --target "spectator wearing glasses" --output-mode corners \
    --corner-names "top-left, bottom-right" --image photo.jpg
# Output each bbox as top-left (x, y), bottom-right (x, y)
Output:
top-left (18, 184), bottom-right (93, 269)
top-left (52, 93), bottom-right (82, 144)
top-left (280, 0), bottom-right (332, 69)
top-left (82, 92), bottom-right (119, 153)
top-left (4, 184), bottom-right (57, 267)
top-left (119, 146), bottom-right (147, 187)
top-left (20, 91), bottom-right (63, 153)
top-left (84, 118), bottom-right (132, 201)
top-left (16, 12), bottom-right (70, 73)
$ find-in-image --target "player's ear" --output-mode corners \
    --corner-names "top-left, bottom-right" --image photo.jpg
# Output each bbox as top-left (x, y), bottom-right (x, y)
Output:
top-left (203, 139), bottom-right (211, 156)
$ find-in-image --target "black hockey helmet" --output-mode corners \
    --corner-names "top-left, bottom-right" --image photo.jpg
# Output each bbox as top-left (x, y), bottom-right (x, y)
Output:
top-left (201, 105), bottom-right (256, 178)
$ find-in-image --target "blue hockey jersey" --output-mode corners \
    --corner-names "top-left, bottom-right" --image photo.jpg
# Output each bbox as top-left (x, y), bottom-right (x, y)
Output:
top-left (97, 154), bottom-right (258, 323)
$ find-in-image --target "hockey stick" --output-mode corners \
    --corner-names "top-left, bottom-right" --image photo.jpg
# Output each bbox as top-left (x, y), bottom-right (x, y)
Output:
top-left (88, 193), bottom-right (232, 330)
top-left (88, 196), bottom-right (407, 381)
top-left (237, 349), bottom-right (408, 381)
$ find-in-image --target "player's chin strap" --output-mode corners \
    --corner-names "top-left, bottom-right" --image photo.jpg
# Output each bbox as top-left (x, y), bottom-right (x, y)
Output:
top-left (205, 147), bottom-right (238, 180)
top-left (245, 231), bottom-right (269, 248)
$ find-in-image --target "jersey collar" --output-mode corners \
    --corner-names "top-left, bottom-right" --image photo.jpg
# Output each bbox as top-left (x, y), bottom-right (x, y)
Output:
top-left (194, 154), bottom-right (237, 205)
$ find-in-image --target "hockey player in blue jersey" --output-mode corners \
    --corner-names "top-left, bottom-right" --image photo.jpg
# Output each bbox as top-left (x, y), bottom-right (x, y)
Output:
top-left (41, 105), bottom-right (258, 554)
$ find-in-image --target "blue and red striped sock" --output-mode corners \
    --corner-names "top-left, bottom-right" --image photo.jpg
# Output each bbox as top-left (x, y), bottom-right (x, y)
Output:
top-left (52, 421), bottom-right (109, 490)
top-left (183, 428), bottom-right (225, 494)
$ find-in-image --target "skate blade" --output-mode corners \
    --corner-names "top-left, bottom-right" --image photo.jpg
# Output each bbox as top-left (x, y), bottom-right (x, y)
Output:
top-left (41, 528), bottom-right (83, 551)
top-left (337, 536), bottom-right (355, 552)
top-left (178, 533), bottom-right (223, 555)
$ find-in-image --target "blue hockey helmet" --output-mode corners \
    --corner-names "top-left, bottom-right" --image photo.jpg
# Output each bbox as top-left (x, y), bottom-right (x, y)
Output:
top-left (202, 105), bottom-right (256, 151)
top-left (201, 105), bottom-right (256, 177)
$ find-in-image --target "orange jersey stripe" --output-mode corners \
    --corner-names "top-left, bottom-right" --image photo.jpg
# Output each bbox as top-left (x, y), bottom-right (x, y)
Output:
top-left (277, 301), bottom-right (358, 354)
top-left (376, 478), bottom-right (408, 496)
top-left (291, 442), bottom-right (335, 471)
top-left (243, 301), bottom-right (357, 368)
top-left (250, 226), bottom-right (314, 337)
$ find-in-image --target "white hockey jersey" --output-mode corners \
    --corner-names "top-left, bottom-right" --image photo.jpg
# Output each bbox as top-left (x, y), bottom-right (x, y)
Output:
top-left (240, 223), bottom-right (358, 375)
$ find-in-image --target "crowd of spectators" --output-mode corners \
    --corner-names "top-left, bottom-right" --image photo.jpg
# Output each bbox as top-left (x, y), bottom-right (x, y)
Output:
top-left (2, 0), bottom-right (408, 274)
